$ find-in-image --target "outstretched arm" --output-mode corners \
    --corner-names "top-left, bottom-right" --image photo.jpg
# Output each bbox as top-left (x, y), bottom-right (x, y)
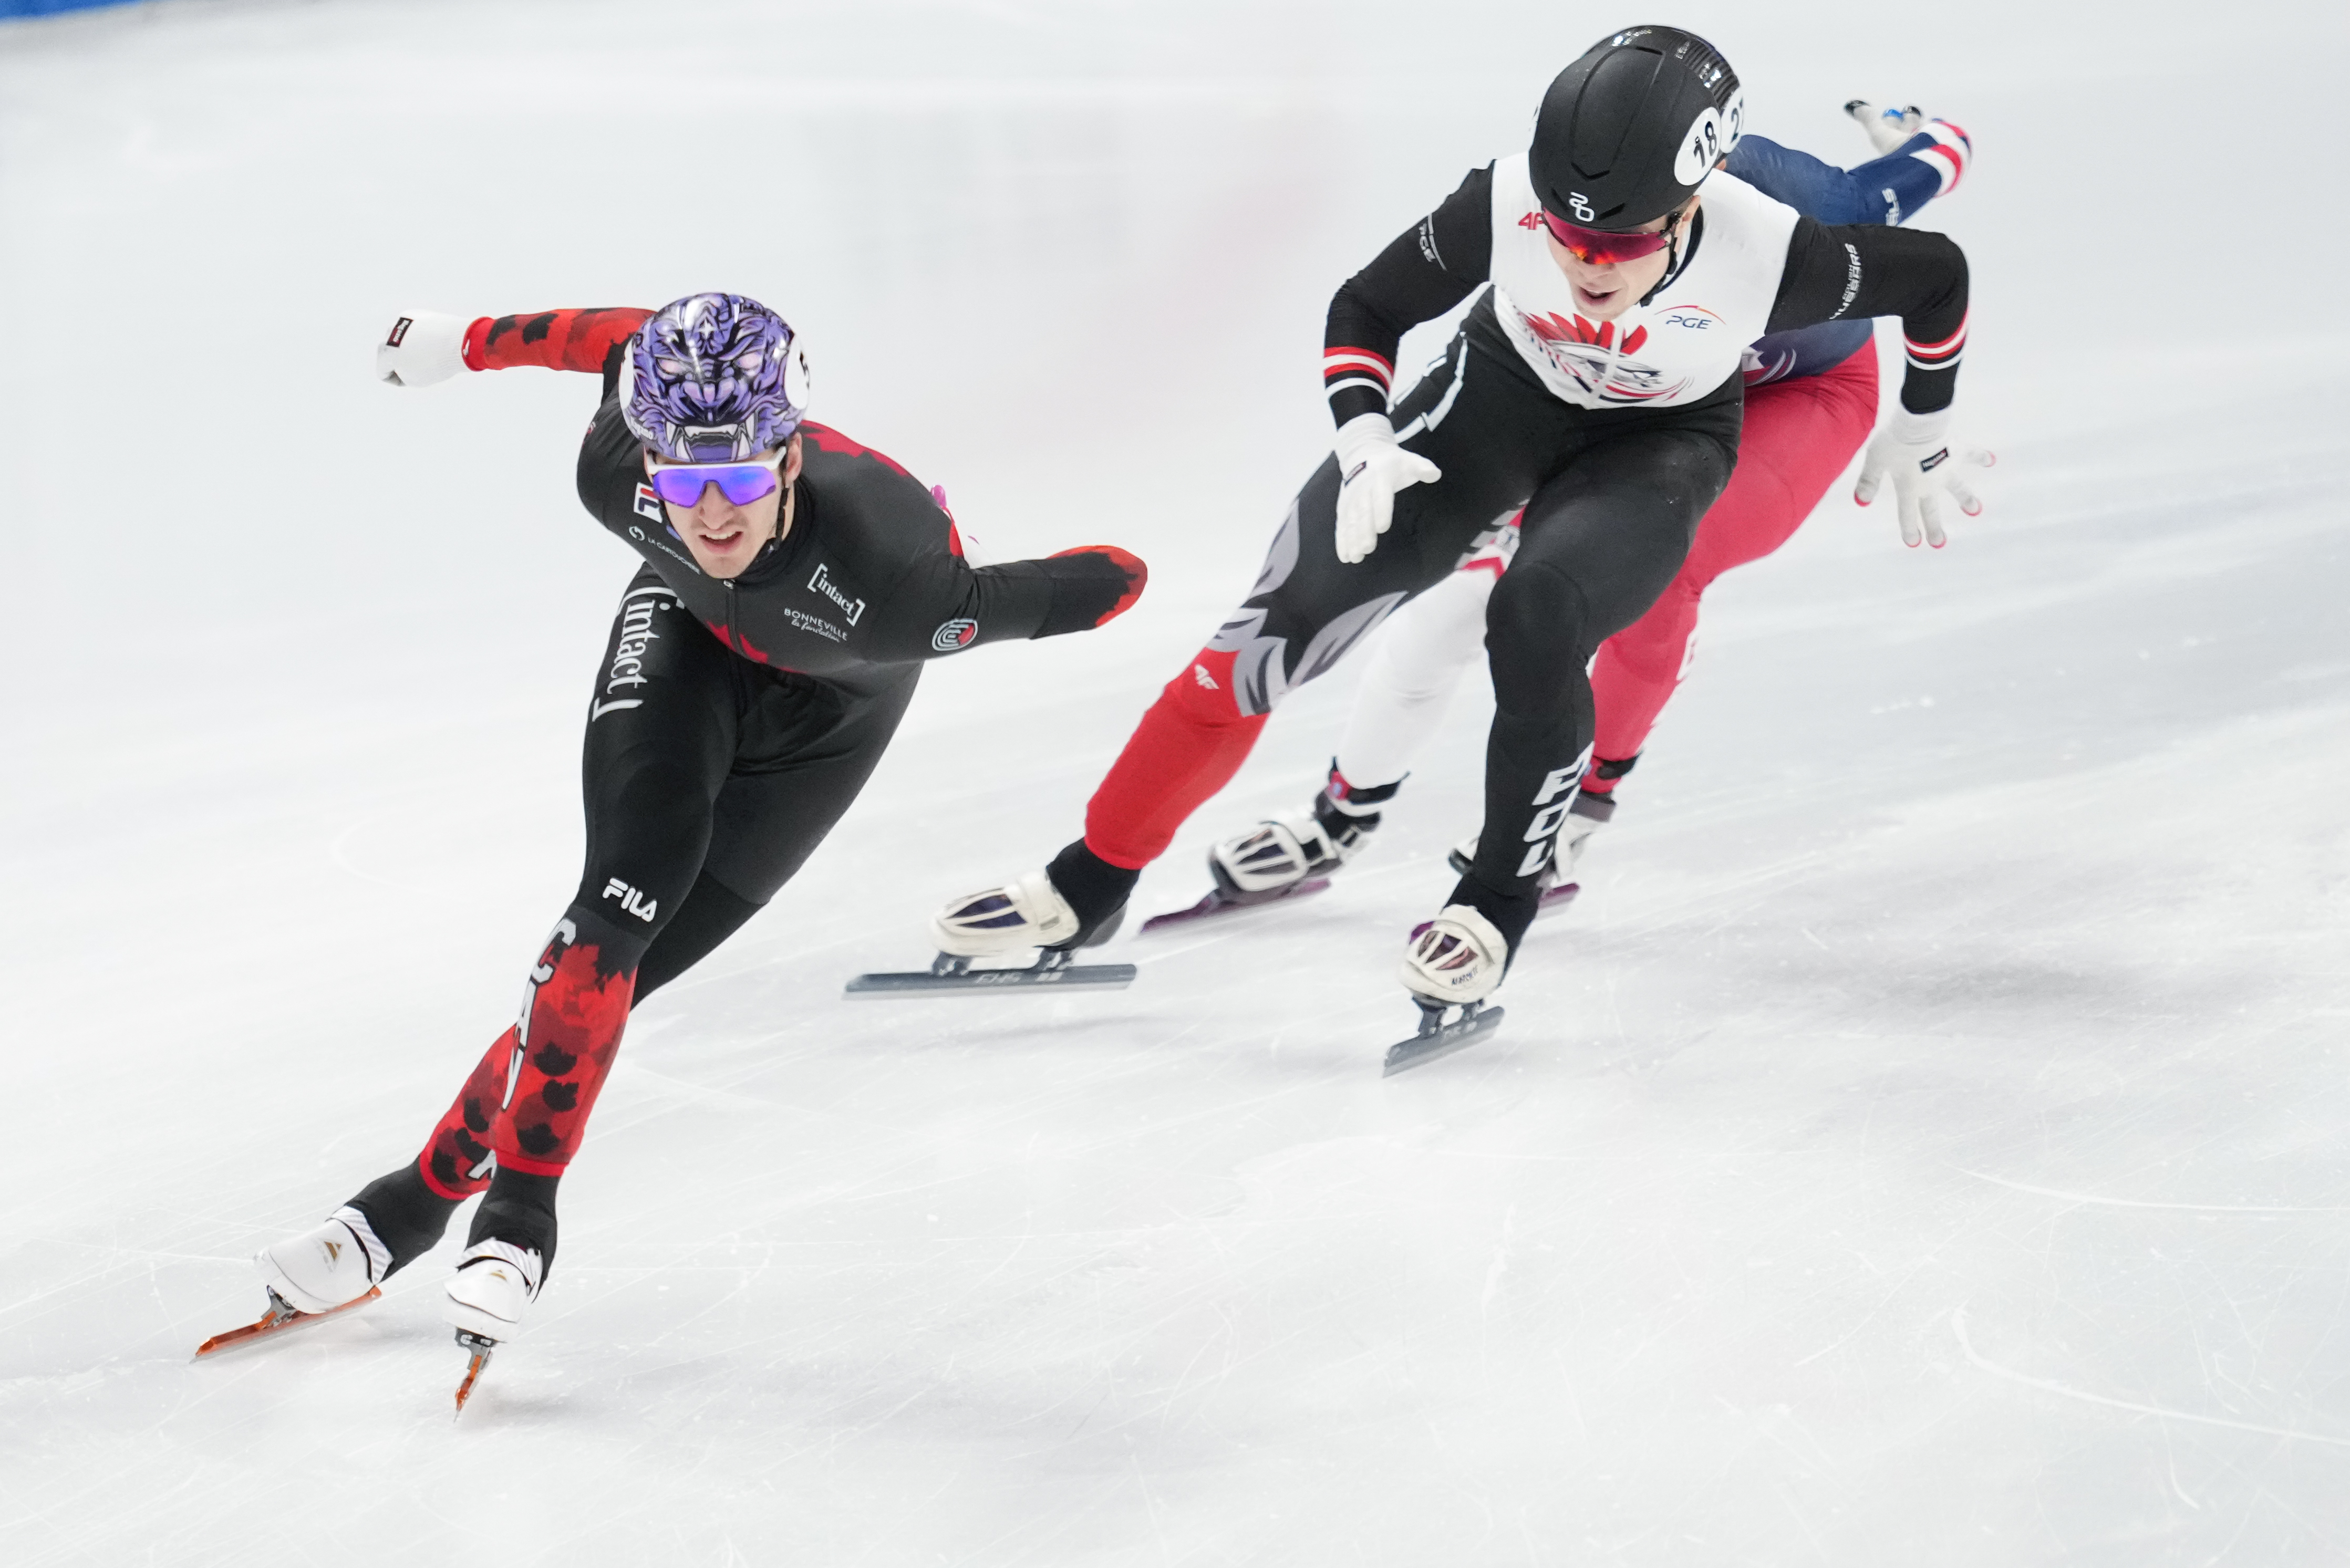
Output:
top-left (862, 546), bottom-right (1148, 662)
top-left (377, 306), bottom-right (652, 389)
top-left (470, 308), bottom-right (651, 380)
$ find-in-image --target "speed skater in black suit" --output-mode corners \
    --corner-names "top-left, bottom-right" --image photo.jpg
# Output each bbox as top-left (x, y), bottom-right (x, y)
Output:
top-left (919, 26), bottom-right (1975, 1057)
top-left (205, 294), bottom-right (1146, 1399)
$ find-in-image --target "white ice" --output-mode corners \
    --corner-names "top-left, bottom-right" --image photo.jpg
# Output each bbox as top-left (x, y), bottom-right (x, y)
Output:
top-left (4, 1), bottom-right (2348, 1562)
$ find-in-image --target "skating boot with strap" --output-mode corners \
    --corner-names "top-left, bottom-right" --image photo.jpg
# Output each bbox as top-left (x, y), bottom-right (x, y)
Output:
top-left (862, 840), bottom-right (1142, 995)
top-left (254, 1206), bottom-right (390, 1315)
top-left (443, 1239), bottom-right (543, 1343)
top-left (442, 1167), bottom-right (560, 1414)
top-left (931, 839), bottom-right (1133, 958)
top-left (196, 1207), bottom-right (394, 1357)
top-left (1381, 880), bottom-right (1533, 1076)
top-left (1400, 904), bottom-right (1512, 1006)
top-left (1135, 765), bottom-right (1402, 933)
top-left (1210, 765), bottom-right (1403, 900)
top-left (444, 1239), bottom-right (543, 1415)
top-left (199, 1164), bottom-right (467, 1357)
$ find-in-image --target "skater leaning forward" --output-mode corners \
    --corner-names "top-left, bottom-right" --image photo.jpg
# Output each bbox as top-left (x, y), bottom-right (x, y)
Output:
top-left (930, 26), bottom-right (1976, 1027)
top-left (228, 294), bottom-right (1146, 1394)
top-left (1200, 101), bottom-right (1983, 920)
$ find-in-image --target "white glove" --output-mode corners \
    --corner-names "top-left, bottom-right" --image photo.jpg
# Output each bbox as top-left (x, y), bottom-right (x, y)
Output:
top-left (1854, 406), bottom-right (1992, 549)
top-left (376, 309), bottom-right (480, 388)
top-left (1332, 412), bottom-right (1441, 565)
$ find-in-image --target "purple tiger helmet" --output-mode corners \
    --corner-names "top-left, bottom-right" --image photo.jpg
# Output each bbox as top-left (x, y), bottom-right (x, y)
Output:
top-left (619, 293), bottom-right (812, 462)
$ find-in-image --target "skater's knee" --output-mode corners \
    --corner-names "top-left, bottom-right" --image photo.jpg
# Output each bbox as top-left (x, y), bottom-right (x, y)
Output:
top-left (1162, 649), bottom-right (1262, 724)
top-left (1485, 563), bottom-right (1591, 711)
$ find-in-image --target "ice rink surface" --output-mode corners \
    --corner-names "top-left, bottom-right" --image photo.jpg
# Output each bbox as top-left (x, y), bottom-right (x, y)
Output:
top-left (4, 0), bottom-right (2348, 1561)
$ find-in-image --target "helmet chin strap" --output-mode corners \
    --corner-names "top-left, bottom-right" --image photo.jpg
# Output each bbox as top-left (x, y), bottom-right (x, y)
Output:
top-left (1639, 204), bottom-right (1703, 308)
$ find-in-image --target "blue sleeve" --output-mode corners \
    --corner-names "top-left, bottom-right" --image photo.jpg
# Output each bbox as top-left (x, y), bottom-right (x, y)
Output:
top-left (1727, 133), bottom-right (1947, 227)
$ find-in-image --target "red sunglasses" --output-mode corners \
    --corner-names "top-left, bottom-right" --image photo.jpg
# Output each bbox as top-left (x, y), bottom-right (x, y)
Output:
top-left (1538, 208), bottom-right (1681, 265)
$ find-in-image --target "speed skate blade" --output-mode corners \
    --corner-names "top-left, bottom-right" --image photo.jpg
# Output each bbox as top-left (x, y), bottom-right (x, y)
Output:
top-left (452, 1333), bottom-right (496, 1419)
top-left (846, 957), bottom-right (1137, 997)
top-left (1138, 877), bottom-right (1331, 934)
top-left (194, 1286), bottom-right (381, 1359)
top-left (1382, 1004), bottom-right (1506, 1076)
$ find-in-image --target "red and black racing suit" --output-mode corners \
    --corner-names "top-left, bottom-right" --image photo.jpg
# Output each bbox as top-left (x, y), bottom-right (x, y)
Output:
top-left (340, 310), bottom-right (1144, 1276)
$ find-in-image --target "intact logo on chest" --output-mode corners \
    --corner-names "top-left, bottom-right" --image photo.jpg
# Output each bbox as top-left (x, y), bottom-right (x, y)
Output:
top-left (808, 562), bottom-right (865, 626)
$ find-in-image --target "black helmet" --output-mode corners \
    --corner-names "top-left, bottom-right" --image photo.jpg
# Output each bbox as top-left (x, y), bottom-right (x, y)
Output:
top-left (1529, 26), bottom-right (1744, 231)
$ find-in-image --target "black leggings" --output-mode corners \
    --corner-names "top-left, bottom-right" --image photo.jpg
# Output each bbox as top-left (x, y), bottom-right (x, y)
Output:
top-left (1227, 295), bottom-right (1740, 924)
top-left (351, 570), bottom-right (916, 1273)
top-left (584, 567), bottom-right (916, 997)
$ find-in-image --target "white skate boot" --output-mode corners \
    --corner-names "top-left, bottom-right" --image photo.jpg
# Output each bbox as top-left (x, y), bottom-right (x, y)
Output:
top-left (442, 1238), bottom-right (543, 1415)
top-left (1213, 815), bottom-right (1347, 896)
top-left (1380, 903), bottom-right (1517, 1074)
top-left (853, 864), bottom-right (1138, 996)
top-left (931, 869), bottom-right (1085, 956)
top-left (442, 1239), bottom-right (542, 1343)
top-left (197, 1206), bottom-right (393, 1356)
top-left (1400, 905), bottom-right (1511, 1006)
top-left (1210, 771), bottom-right (1399, 900)
top-left (1449, 791), bottom-right (1614, 912)
top-left (1844, 99), bottom-right (1924, 154)
top-left (255, 1206), bottom-right (390, 1314)
top-left (1137, 770), bottom-right (1404, 934)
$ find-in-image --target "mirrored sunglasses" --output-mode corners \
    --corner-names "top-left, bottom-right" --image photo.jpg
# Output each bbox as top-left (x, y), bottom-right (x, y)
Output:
top-left (1538, 209), bottom-right (1678, 265)
top-left (645, 449), bottom-right (789, 507)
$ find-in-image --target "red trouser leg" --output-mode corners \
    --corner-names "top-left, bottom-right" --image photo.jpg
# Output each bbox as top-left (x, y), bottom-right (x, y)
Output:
top-left (412, 917), bottom-right (639, 1198)
top-left (1587, 349), bottom-right (1881, 777)
top-left (1082, 648), bottom-right (1269, 870)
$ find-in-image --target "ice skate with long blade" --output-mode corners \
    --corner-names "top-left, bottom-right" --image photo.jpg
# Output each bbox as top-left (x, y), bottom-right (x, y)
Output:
top-left (197, 1207), bottom-right (394, 1358)
top-left (194, 1285), bottom-right (381, 1358)
top-left (1144, 772), bottom-right (1395, 934)
top-left (1382, 997), bottom-right (1508, 1076)
top-left (852, 868), bottom-right (1135, 995)
top-left (452, 1332), bottom-right (496, 1417)
top-left (443, 1239), bottom-right (541, 1418)
top-left (1381, 906), bottom-right (1513, 1075)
